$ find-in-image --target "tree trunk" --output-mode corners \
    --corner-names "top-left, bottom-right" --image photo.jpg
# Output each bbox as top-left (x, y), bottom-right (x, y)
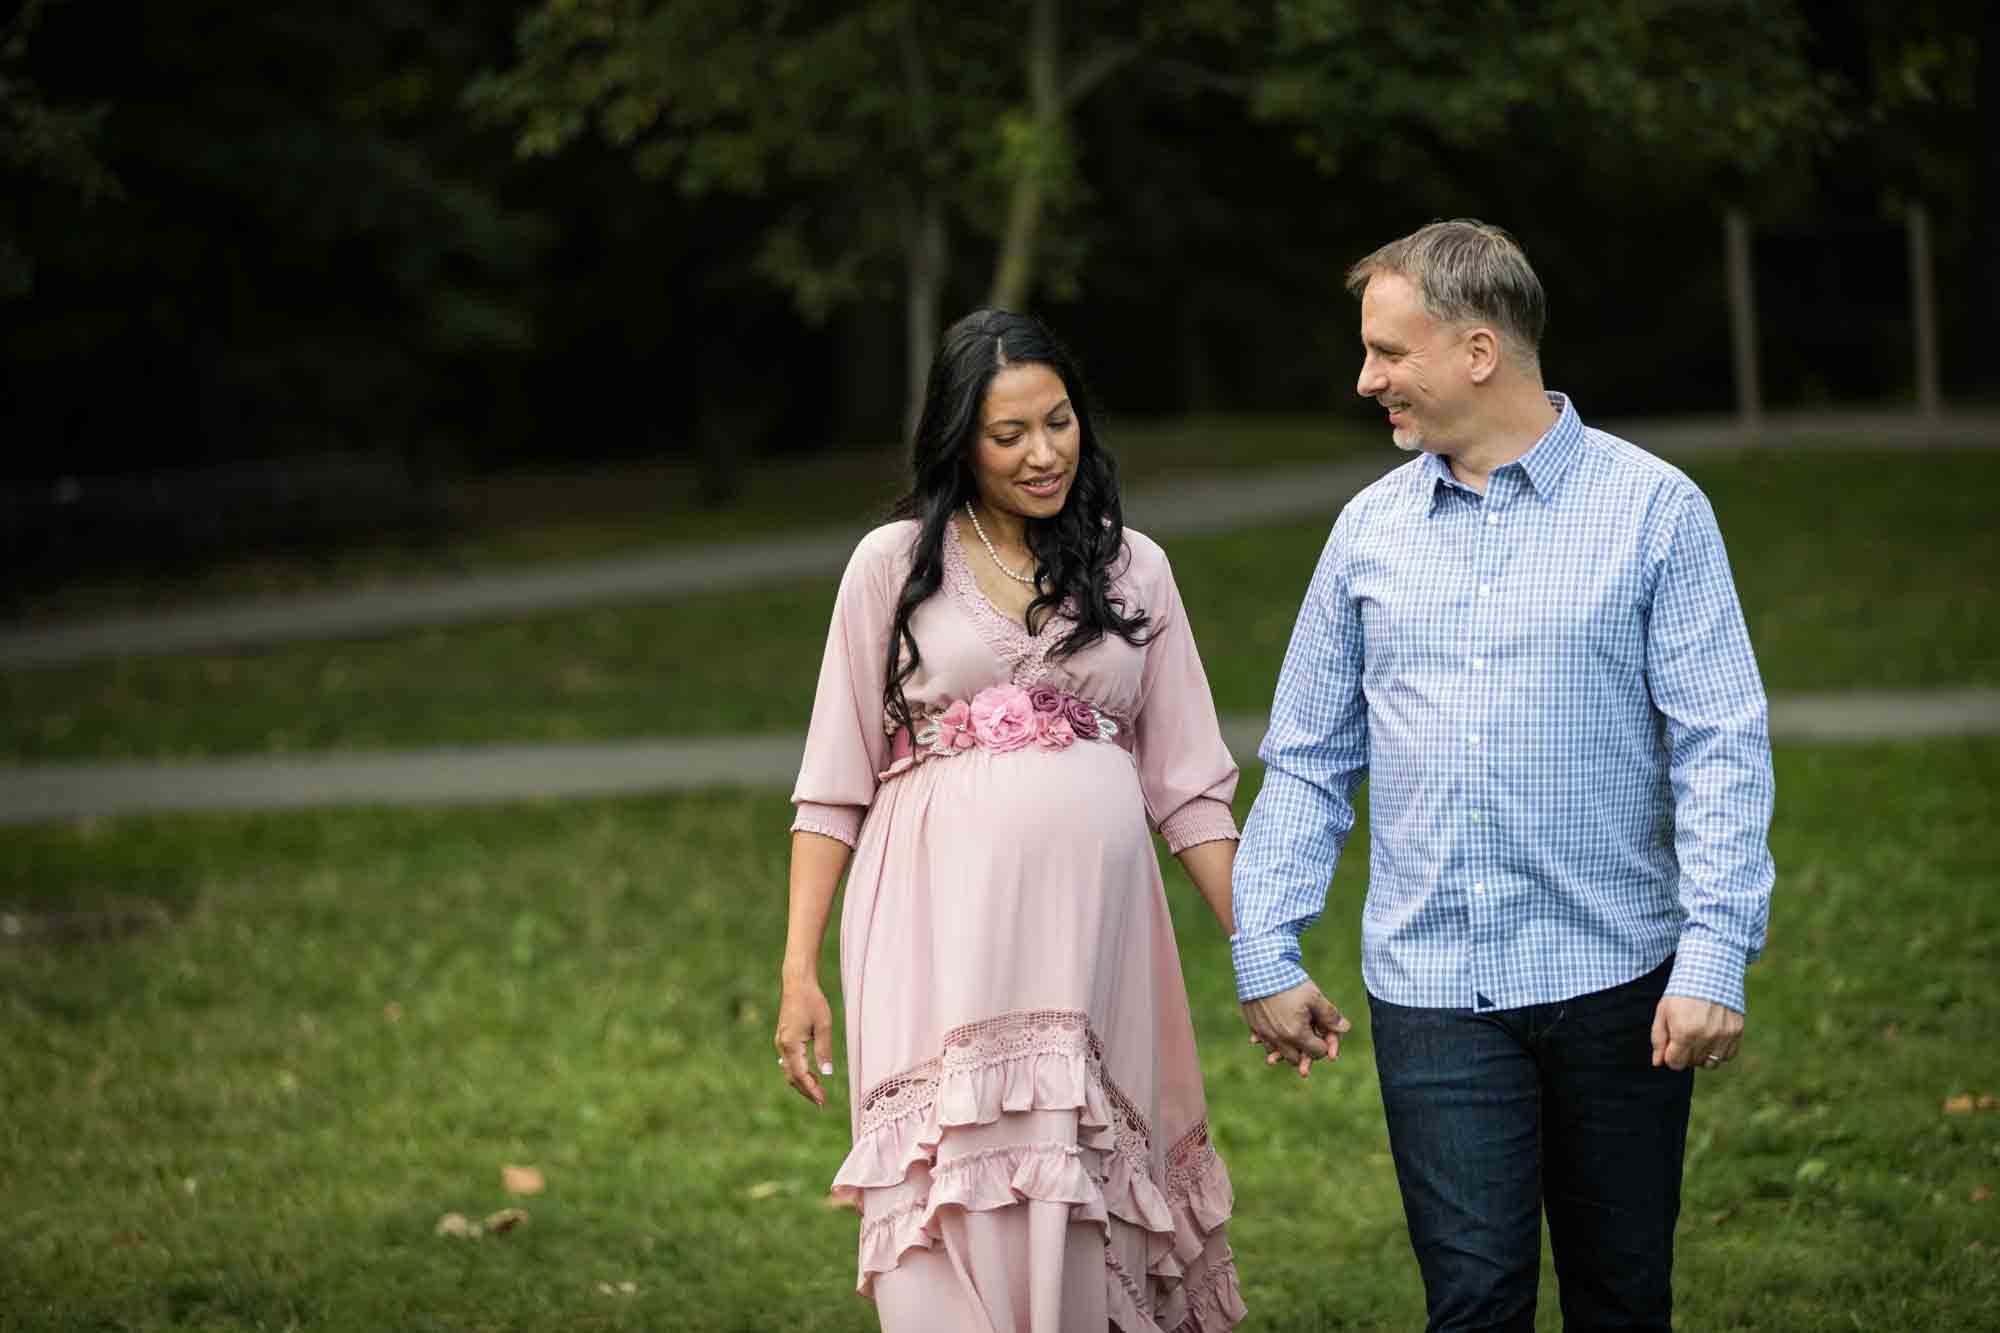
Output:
top-left (903, 194), bottom-right (947, 443)
top-left (1980, 4), bottom-right (1999, 393)
top-left (988, 0), bottom-right (1059, 310)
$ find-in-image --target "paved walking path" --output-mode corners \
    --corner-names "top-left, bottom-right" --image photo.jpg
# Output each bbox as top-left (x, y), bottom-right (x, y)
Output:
top-left (0, 460), bottom-right (1388, 668)
top-left (5, 688), bottom-right (1994, 825)
top-left (6, 409), bottom-right (1994, 669)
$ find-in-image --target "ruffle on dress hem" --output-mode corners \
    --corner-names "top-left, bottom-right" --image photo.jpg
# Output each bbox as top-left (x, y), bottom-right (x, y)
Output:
top-left (835, 1013), bottom-right (1242, 1330)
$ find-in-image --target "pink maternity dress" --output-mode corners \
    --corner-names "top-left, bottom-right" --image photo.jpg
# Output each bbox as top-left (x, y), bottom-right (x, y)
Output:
top-left (791, 519), bottom-right (1247, 1333)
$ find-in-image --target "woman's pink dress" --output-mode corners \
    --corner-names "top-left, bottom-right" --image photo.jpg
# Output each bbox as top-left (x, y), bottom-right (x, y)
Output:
top-left (791, 520), bottom-right (1247, 1333)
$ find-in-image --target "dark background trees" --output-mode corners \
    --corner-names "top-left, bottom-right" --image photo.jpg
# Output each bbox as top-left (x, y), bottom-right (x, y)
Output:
top-left (1, 0), bottom-right (1988, 504)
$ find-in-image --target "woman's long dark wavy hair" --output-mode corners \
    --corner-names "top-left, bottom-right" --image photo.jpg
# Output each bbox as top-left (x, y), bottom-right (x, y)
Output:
top-left (883, 307), bottom-right (1152, 731)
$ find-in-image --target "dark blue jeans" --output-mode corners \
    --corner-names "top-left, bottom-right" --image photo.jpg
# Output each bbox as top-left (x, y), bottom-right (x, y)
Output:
top-left (1369, 959), bottom-right (1694, 1332)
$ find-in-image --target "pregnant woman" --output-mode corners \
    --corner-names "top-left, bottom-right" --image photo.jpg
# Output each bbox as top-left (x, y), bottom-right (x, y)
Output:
top-left (775, 307), bottom-right (1247, 1332)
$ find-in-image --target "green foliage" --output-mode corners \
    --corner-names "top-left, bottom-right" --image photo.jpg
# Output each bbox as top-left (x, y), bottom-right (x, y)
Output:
top-left (469, 0), bottom-right (1004, 316)
top-left (1257, 0), bottom-right (1834, 186)
top-left (0, 0), bottom-right (121, 298)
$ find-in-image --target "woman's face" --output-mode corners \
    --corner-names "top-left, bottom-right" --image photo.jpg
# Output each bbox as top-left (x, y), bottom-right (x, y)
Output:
top-left (968, 362), bottom-right (1080, 523)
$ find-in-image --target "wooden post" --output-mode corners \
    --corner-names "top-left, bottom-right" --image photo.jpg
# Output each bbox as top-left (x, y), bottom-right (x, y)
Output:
top-left (1725, 210), bottom-right (1762, 428)
top-left (1907, 202), bottom-right (1942, 419)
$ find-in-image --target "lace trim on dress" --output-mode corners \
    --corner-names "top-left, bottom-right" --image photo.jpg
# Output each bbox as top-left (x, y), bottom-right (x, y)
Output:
top-left (940, 522), bottom-right (1072, 687)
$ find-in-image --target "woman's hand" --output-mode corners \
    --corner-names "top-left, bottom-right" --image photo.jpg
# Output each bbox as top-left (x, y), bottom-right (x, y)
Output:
top-left (774, 975), bottom-right (836, 1107)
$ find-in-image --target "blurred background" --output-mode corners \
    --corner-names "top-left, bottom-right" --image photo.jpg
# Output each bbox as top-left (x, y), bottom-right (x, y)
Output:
top-left (2, 4), bottom-right (1996, 1331)
top-left (1, 0), bottom-right (1990, 603)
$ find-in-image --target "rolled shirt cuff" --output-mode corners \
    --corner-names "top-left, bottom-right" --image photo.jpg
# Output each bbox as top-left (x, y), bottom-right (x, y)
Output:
top-left (1160, 797), bottom-right (1241, 854)
top-left (1664, 927), bottom-right (1750, 1014)
top-left (790, 801), bottom-right (863, 848)
top-left (1231, 929), bottom-right (1309, 1003)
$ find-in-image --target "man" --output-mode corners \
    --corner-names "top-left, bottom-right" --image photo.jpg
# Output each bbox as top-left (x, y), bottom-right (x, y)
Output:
top-left (1231, 219), bottom-right (1775, 1331)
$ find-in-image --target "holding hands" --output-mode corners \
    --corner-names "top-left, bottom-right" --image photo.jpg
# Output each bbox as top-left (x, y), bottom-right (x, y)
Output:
top-left (1241, 976), bottom-right (1352, 1080)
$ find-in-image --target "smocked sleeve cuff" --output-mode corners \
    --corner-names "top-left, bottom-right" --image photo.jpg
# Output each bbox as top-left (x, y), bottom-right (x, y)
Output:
top-left (1231, 930), bottom-right (1309, 1003)
top-left (1160, 797), bottom-right (1240, 854)
top-left (1664, 928), bottom-right (1749, 1015)
top-left (790, 802), bottom-right (864, 848)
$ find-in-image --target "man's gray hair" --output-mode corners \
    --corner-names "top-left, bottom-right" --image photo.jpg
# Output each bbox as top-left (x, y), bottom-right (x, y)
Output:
top-left (1346, 219), bottom-right (1546, 364)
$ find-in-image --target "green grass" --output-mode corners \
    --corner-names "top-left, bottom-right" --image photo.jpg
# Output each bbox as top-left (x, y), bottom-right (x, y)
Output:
top-left (4, 450), bottom-right (1994, 761)
top-left (3, 740), bottom-right (1997, 1329)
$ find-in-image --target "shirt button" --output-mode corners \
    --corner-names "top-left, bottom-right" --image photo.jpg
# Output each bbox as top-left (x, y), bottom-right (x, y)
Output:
top-left (1478, 583), bottom-right (1492, 597)
top-left (1471, 657), bottom-right (1485, 670)
top-left (1485, 513), bottom-right (1499, 527)
top-left (1467, 734), bottom-right (1481, 747)
top-left (1473, 882), bottom-right (1486, 895)
top-left (1470, 811), bottom-right (1485, 824)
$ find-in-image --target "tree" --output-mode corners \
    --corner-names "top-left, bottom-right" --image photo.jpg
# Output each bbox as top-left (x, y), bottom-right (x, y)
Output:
top-left (469, 0), bottom-right (1259, 440)
top-left (0, 0), bottom-right (120, 299)
top-left (1254, 0), bottom-right (1832, 189)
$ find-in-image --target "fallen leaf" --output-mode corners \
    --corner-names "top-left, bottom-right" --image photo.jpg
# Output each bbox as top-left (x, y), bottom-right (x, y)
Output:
top-left (1708, 1209), bottom-right (1734, 1226)
top-left (502, 1164), bottom-right (545, 1196)
top-left (618, 1281), bottom-right (638, 1294)
top-left (435, 1212), bottom-right (479, 1238)
top-left (1944, 1094), bottom-right (1977, 1115)
top-left (745, 1181), bottom-right (781, 1201)
top-left (1973, 1185), bottom-right (1993, 1203)
top-left (1881, 1023), bottom-right (1900, 1041)
top-left (383, 1001), bottom-right (403, 1023)
top-left (1980, 1093), bottom-right (1998, 1111)
top-left (484, 1207), bottom-right (529, 1234)
top-left (1971, 1240), bottom-right (1989, 1253)
top-left (596, 1282), bottom-right (616, 1296)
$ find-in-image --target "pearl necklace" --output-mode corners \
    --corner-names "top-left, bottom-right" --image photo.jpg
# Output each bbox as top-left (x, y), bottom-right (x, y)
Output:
top-left (964, 502), bottom-right (1037, 585)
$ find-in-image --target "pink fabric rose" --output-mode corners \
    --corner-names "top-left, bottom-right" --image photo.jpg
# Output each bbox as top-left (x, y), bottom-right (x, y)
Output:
top-left (970, 684), bottom-right (1036, 753)
top-left (935, 699), bottom-right (975, 751)
top-left (1027, 685), bottom-right (1065, 718)
top-left (1036, 712), bottom-right (1075, 751)
top-left (1061, 695), bottom-right (1098, 737)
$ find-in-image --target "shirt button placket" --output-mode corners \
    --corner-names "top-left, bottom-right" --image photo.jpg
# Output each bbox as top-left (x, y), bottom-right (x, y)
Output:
top-left (1467, 492), bottom-right (1503, 982)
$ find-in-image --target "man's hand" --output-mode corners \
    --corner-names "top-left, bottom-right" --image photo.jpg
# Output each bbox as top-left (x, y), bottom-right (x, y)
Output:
top-left (1241, 978), bottom-right (1352, 1079)
top-left (1650, 995), bottom-right (1744, 1072)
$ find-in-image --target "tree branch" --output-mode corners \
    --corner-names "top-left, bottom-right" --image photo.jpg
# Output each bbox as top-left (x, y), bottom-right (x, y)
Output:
top-left (1062, 41), bottom-right (1141, 108)
top-left (1141, 55), bottom-right (1252, 100)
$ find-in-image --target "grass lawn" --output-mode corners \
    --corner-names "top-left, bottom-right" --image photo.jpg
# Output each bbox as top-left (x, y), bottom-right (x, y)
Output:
top-left (3, 739), bottom-right (1997, 1330)
top-left (5, 450), bottom-right (1993, 764)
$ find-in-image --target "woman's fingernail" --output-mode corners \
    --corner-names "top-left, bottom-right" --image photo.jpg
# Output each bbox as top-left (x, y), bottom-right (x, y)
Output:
top-left (820, 1062), bottom-right (833, 1076)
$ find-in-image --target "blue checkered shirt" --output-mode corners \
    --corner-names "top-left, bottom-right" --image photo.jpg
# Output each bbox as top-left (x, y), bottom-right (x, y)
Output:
top-left (1231, 394), bottom-right (1775, 1014)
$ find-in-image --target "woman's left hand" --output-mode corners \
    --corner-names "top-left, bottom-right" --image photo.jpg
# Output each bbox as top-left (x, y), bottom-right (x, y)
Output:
top-left (775, 976), bottom-right (837, 1107)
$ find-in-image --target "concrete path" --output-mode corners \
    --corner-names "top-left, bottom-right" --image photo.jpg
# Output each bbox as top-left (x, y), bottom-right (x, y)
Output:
top-left (0, 460), bottom-right (1390, 668)
top-left (5, 688), bottom-right (1994, 826)
top-left (6, 409), bottom-right (1994, 669)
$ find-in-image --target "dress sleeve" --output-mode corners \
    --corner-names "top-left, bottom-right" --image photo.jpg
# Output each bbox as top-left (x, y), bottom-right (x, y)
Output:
top-left (1131, 542), bottom-right (1240, 853)
top-left (790, 531), bottom-right (902, 847)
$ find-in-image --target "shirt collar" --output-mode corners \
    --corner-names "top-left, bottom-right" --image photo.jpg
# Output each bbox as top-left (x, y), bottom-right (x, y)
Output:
top-left (1420, 391), bottom-right (1584, 515)
top-left (1515, 392), bottom-right (1584, 501)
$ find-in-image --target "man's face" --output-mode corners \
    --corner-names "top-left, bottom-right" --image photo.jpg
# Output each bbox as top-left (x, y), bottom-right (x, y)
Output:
top-left (1355, 273), bottom-right (1471, 454)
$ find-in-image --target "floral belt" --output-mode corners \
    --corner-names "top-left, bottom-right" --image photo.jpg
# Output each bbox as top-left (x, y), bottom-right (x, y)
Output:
top-left (880, 684), bottom-right (1132, 780)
